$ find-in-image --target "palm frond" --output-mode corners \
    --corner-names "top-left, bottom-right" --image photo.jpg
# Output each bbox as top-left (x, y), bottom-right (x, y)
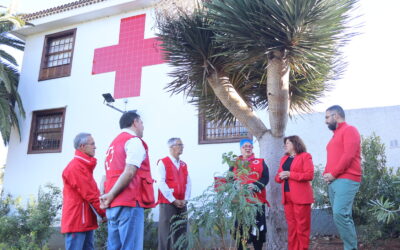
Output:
top-left (0, 49), bottom-right (18, 65)
top-left (207, 0), bottom-right (359, 113)
top-left (157, 6), bottom-right (236, 123)
top-left (157, 0), bottom-right (359, 123)
top-left (0, 9), bottom-right (25, 144)
top-left (0, 34), bottom-right (25, 51)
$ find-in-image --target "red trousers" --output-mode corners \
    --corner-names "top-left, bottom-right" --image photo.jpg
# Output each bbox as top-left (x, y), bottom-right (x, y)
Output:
top-left (284, 192), bottom-right (311, 250)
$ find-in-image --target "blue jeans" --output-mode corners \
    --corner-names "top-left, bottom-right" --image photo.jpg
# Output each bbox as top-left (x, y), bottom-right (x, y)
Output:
top-left (329, 178), bottom-right (360, 250)
top-left (106, 206), bottom-right (144, 250)
top-left (65, 230), bottom-right (94, 250)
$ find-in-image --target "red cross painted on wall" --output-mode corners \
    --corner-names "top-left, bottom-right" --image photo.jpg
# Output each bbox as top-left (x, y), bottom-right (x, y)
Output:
top-left (92, 14), bottom-right (164, 99)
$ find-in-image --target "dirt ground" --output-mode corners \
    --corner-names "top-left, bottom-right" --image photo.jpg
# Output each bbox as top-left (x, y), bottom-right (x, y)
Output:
top-left (310, 235), bottom-right (400, 250)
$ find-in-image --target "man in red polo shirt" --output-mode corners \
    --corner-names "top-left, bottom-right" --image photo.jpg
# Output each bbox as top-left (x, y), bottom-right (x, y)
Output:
top-left (323, 105), bottom-right (362, 250)
top-left (157, 137), bottom-right (191, 250)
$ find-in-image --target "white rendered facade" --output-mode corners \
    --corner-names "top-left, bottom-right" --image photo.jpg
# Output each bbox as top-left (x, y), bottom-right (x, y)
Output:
top-left (3, 1), bottom-right (400, 213)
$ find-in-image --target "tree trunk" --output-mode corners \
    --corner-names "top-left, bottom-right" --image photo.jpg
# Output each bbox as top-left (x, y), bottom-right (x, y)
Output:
top-left (207, 53), bottom-right (290, 249)
top-left (262, 50), bottom-right (290, 249)
top-left (267, 50), bottom-right (290, 137)
top-left (259, 132), bottom-right (287, 250)
top-left (207, 72), bottom-right (268, 138)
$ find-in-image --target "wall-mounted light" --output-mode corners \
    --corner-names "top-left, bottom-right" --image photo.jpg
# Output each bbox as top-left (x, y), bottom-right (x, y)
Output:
top-left (102, 93), bottom-right (125, 113)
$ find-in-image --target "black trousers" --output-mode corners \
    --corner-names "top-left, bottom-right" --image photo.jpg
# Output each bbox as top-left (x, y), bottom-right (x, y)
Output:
top-left (158, 203), bottom-right (187, 250)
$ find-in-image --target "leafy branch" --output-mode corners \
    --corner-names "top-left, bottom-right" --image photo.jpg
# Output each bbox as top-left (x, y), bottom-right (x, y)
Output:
top-left (170, 152), bottom-right (263, 250)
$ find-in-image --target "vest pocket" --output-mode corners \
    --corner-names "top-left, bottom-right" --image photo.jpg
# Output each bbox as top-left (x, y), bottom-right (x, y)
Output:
top-left (140, 176), bottom-right (155, 207)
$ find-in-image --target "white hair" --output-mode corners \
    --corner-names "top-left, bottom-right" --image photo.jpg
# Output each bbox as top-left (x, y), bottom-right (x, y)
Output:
top-left (73, 133), bottom-right (91, 149)
top-left (167, 137), bottom-right (181, 147)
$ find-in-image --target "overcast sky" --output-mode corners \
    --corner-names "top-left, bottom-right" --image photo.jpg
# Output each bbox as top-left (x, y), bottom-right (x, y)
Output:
top-left (2, 0), bottom-right (400, 112)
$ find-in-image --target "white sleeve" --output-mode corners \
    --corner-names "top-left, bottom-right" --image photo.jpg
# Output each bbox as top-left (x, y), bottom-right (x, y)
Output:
top-left (185, 173), bottom-right (191, 200)
top-left (157, 160), bottom-right (176, 203)
top-left (125, 137), bottom-right (146, 168)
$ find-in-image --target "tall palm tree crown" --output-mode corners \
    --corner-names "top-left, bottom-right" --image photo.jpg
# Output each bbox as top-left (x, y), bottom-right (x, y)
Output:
top-left (0, 7), bottom-right (25, 145)
top-left (157, 0), bottom-right (358, 123)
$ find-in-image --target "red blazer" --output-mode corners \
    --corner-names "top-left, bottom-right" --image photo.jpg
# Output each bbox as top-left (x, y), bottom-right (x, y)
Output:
top-left (275, 152), bottom-right (314, 205)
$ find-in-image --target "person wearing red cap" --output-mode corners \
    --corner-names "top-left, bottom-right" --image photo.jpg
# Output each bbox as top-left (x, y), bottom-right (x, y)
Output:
top-left (275, 135), bottom-right (314, 250)
top-left (231, 139), bottom-right (269, 250)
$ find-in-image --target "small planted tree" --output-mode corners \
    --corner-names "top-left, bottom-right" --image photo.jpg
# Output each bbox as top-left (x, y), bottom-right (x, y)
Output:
top-left (170, 152), bottom-right (264, 249)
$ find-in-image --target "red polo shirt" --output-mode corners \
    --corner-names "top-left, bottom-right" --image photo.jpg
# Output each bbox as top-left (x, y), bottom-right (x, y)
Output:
top-left (324, 122), bottom-right (362, 182)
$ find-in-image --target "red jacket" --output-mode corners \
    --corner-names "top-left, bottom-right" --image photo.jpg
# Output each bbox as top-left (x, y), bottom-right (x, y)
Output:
top-left (275, 152), bottom-right (314, 205)
top-left (104, 132), bottom-right (155, 208)
top-left (158, 157), bottom-right (188, 204)
top-left (61, 150), bottom-right (105, 233)
top-left (324, 122), bottom-right (362, 182)
top-left (233, 155), bottom-right (270, 206)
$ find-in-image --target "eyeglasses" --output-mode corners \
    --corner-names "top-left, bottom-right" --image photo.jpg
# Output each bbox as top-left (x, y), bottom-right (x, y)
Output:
top-left (173, 144), bottom-right (184, 147)
top-left (242, 145), bottom-right (253, 149)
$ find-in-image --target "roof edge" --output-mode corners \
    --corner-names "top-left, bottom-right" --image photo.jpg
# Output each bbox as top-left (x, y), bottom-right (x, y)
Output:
top-left (22, 0), bottom-right (108, 21)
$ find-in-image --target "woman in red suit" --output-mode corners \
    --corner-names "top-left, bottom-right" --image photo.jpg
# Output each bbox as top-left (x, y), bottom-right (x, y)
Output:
top-left (275, 135), bottom-right (314, 250)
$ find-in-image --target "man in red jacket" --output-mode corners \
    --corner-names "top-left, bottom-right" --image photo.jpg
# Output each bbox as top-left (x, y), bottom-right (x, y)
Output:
top-left (157, 137), bottom-right (191, 250)
top-left (324, 105), bottom-right (362, 250)
top-left (61, 133), bottom-right (106, 250)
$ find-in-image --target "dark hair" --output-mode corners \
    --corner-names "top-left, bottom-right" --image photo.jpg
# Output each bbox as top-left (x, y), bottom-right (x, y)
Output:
top-left (326, 105), bottom-right (345, 119)
top-left (119, 111), bottom-right (140, 129)
top-left (284, 135), bottom-right (307, 154)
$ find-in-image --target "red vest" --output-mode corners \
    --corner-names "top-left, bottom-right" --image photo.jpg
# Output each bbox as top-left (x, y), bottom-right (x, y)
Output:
top-left (104, 132), bottom-right (155, 208)
top-left (233, 156), bottom-right (270, 206)
top-left (158, 157), bottom-right (188, 204)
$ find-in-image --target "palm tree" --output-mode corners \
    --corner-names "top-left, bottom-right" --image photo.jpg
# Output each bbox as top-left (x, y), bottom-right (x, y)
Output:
top-left (0, 7), bottom-right (25, 145)
top-left (156, 0), bottom-right (359, 248)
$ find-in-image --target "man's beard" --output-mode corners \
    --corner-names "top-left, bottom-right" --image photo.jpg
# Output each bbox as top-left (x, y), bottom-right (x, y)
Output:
top-left (328, 122), bottom-right (337, 131)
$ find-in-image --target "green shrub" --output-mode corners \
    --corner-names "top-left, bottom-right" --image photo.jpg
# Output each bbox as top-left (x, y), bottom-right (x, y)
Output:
top-left (369, 190), bottom-right (400, 224)
top-left (354, 134), bottom-right (400, 242)
top-left (0, 183), bottom-right (61, 249)
top-left (144, 209), bottom-right (158, 250)
top-left (95, 219), bottom-right (108, 249)
top-left (312, 164), bottom-right (330, 210)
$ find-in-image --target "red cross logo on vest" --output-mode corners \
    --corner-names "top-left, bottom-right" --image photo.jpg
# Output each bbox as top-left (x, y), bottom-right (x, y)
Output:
top-left (92, 14), bottom-right (164, 99)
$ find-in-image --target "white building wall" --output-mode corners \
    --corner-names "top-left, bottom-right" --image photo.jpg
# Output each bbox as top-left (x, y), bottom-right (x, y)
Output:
top-left (3, 2), bottom-right (399, 217)
top-left (285, 105), bottom-right (400, 169)
top-left (3, 6), bottom-right (241, 205)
